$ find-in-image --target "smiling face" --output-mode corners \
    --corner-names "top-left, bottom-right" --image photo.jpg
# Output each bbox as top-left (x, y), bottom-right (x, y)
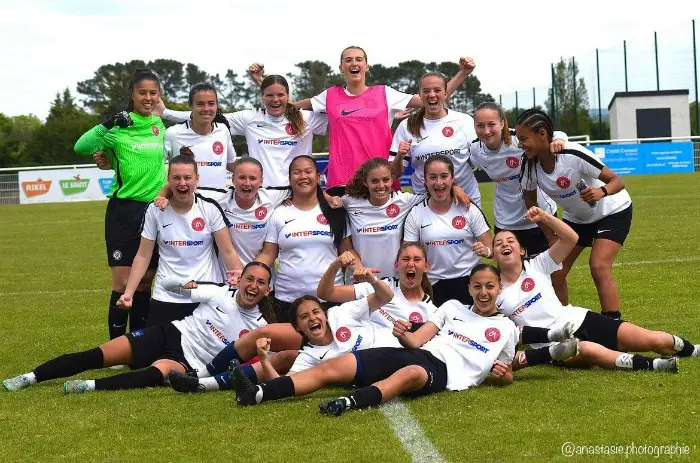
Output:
top-left (294, 299), bottom-right (331, 345)
top-left (233, 162), bottom-right (263, 204)
top-left (420, 75), bottom-right (447, 118)
top-left (424, 159), bottom-right (453, 202)
top-left (131, 79), bottom-right (160, 116)
top-left (395, 244), bottom-right (429, 291)
top-left (167, 162), bottom-right (198, 202)
top-left (364, 166), bottom-right (392, 204)
top-left (515, 124), bottom-right (549, 159)
top-left (339, 47), bottom-right (368, 84)
top-left (474, 108), bottom-right (504, 150)
top-left (493, 231), bottom-right (526, 269)
top-left (469, 268), bottom-right (501, 316)
top-left (262, 82), bottom-right (289, 117)
top-left (191, 89), bottom-right (217, 126)
top-left (289, 157), bottom-right (319, 197)
top-left (236, 265), bottom-right (271, 308)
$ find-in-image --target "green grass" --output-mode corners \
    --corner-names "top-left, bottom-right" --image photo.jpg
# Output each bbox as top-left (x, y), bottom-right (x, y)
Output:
top-left (1, 173), bottom-right (699, 462)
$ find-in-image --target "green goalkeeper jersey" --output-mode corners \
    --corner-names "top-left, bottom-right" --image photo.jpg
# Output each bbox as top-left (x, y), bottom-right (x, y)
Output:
top-left (74, 113), bottom-right (167, 203)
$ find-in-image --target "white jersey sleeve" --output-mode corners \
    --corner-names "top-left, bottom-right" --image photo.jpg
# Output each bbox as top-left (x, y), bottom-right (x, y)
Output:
top-left (189, 284), bottom-right (229, 303)
top-left (403, 203), bottom-right (421, 242)
top-left (467, 204), bottom-right (491, 238)
top-left (496, 324), bottom-right (520, 364)
top-left (141, 204), bottom-right (159, 241)
top-left (202, 197), bottom-right (227, 233)
top-left (225, 110), bottom-right (255, 136)
top-left (353, 282), bottom-right (374, 299)
top-left (288, 351), bottom-right (318, 374)
top-left (310, 90), bottom-right (328, 112)
top-left (389, 122), bottom-right (411, 168)
top-left (427, 303), bottom-right (451, 330)
top-left (385, 86), bottom-right (413, 113)
top-left (161, 109), bottom-right (190, 123)
top-left (305, 110), bottom-right (328, 135)
top-left (336, 297), bottom-right (370, 321)
top-left (528, 250), bottom-right (563, 275)
top-left (263, 209), bottom-right (282, 244)
top-left (164, 125), bottom-right (180, 161)
top-left (225, 133), bottom-right (237, 164)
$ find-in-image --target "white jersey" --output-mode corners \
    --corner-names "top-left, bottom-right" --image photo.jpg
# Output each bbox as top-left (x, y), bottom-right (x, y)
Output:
top-left (342, 191), bottom-right (425, 279)
top-left (354, 279), bottom-right (437, 330)
top-left (141, 194), bottom-right (228, 303)
top-left (469, 131), bottom-right (558, 230)
top-left (310, 86), bottom-right (413, 126)
top-left (520, 142), bottom-right (632, 224)
top-left (220, 188), bottom-right (290, 266)
top-left (171, 284), bottom-right (268, 373)
top-left (390, 109), bottom-right (481, 205)
top-left (289, 297), bottom-right (402, 373)
top-left (496, 250), bottom-right (589, 348)
top-left (421, 301), bottom-right (519, 391)
top-left (165, 121), bottom-right (236, 192)
top-left (404, 200), bottom-right (491, 283)
top-left (265, 203), bottom-right (350, 303)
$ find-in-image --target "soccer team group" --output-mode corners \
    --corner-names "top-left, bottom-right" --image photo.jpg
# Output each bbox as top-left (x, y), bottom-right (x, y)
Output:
top-left (4, 47), bottom-right (699, 416)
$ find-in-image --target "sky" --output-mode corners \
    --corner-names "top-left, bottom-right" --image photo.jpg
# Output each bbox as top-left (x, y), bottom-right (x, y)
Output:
top-left (1, 0), bottom-right (699, 120)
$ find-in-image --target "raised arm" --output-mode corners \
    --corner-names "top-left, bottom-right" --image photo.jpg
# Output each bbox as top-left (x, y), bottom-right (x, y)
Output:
top-left (316, 252), bottom-right (361, 302)
top-left (352, 267), bottom-right (393, 312)
top-left (392, 319), bottom-right (439, 349)
top-left (524, 207), bottom-right (578, 264)
top-left (406, 57), bottom-right (475, 109)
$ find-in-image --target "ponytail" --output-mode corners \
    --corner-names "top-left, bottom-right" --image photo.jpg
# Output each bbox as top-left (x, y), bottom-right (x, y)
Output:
top-left (407, 108), bottom-right (427, 138)
top-left (420, 273), bottom-right (433, 300)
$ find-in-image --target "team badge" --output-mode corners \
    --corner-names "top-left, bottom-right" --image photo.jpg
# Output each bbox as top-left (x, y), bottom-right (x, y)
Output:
top-left (191, 217), bottom-right (205, 231)
top-left (212, 141), bottom-right (224, 155)
top-left (452, 216), bottom-right (466, 229)
top-left (506, 156), bottom-right (520, 168)
top-left (556, 176), bottom-right (571, 189)
top-left (409, 312), bottom-right (423, 323)
top-left (239, 329), bottom-right (250, 337)
top-left (485, 327), bottom-right (501, 342)
top-left (336, 327), bottom-right (351, 342)
top-left (285, 123), bottom-right (296, 136)
top-left (317, 214), bottom-right (328, 225)
top-left (386, 203), bottom-right (400, 218)
top-left (151, 126), bottom-right (160, 136)
top-left (521, 277), bottom-right (535, 292)
top-left (255, 206), bottom-right (267, 220)
top-left (442, 126), bottom-right (454, 137)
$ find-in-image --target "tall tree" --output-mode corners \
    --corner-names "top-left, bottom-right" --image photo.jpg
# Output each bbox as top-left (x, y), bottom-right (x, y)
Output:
top-left (76, 60), bottom-right (147, 117)
top-left (0, 114), bottom-right (42, 167)
top-left (185, 63), bottom-right (209, 88)
top-left (545, 58), bottom-right (592, 135)
top-left (149, 59), bottom-right (187, 101)
top-left (286, 60), bottom-right (342, 100)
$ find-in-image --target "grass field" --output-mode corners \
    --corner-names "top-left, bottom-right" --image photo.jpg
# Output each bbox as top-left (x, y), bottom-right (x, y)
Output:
top-left (1, 173), bottom-right (699, 462)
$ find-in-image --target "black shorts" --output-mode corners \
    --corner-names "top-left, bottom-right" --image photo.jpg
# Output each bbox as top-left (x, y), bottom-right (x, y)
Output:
top-left (563, 205), bottom-right (633, 248)
top-left (126, 323), bottom-right (193, 370)
top-left (105, 197), bottom-right (159, 268)
top-left (573, 311), bottom-right (623, 351)
top-left (146, 299), bottom-right (200, 327)
top-left (273, 296), bottom-right (335, 324)
top-left (494, 225), bottom-right (549, 257)
top-left (352, 347), bottom-right (447, 397)
top-left (432, 276), bottom-right (473, 307)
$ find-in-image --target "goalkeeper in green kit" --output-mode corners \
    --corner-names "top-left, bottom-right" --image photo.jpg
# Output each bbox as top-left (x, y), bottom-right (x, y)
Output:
top-left (74, 68), bottom-right (167, 341)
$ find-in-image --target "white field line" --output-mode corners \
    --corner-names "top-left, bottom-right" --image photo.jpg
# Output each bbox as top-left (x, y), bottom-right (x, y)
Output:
top-left (572, 256), bottom-right (700, 269)
top-left (380, 399), bottom-right (447, 463)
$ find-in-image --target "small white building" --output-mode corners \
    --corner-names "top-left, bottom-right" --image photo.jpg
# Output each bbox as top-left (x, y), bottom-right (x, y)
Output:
top-left (608, 90), bottom-right (690, 142)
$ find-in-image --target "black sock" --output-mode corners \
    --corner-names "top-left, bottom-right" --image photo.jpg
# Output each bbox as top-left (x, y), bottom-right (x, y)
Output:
top-left (206, 344), bottom-right (245, 376)
top-left (129, 291), bottom-right (151, 332)
top-left (241, 364), bottom-right (258, 384)
top-left (33, 348), bottom-right (104, 382)
top-left (259, 376), bottom-right (295, 402)
top-left (675, 337), bottom-right (696, 357)
top-left (108, 290), bottom-right (128, 339)
top-left (347, 385), bottom-right (383, 409)
top-left (520, 326), bottom-right (552, 344)
top-left (601, 310), bottom-right (622, 320)
top-left (632, 355), bottom-right (654, 371)
top-left (523, 347), bottom-right (552, 366)
top-left (94, 366), bottom-right (164, 390)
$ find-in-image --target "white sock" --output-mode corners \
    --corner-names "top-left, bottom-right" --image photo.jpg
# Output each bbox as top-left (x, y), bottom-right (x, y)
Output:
top-left (23, 372), bottom-right (37, 385)
top-left (254, 386), bottom-right (263, 404)
top-left (200, 377), bottom-right (220, 392)
top-left (693, 345), bottom-right (700, 357)
top-left (197, 370), bottom-right (210, 379)
top-left (672, 335), bottom-right (684, 352)
top-left (86, 380), bottom-right (96, 391)
top-left (614, 353), bottom-right (634, 369)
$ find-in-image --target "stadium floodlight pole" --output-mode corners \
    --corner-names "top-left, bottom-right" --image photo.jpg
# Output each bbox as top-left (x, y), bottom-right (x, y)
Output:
top-left (499, 94), bottom-right (502, 107)
top-left (572, 57), bottom-right (578, 134)
top-left (551, 63), bottom-right (557, 124)
top-left (596, 48), bottom-right (603, 139)
top-left (624, 40), bottom-right (629, 91)
top-left (693, 19), bottom-right (699, 136)
top-left (533, 87), bottom-right (536, 108)
top-left (655, 31), bottom-right (660, 91)
top-left (515, 91), bottom-right (519, 119)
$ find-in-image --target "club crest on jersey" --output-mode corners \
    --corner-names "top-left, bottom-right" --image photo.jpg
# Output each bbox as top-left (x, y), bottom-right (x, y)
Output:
top-left (151, 126), bottom-right (160, 136)
top-left (255, 206), bottom-right (268, 220)
top-left (442, 126), bottom-right (454, 137)
top-left (285, 123), bottom-right (296, 136)
top-left (485, 327), bottom-right (501, 342)
top-left (212, 141), bottom-right (224, 155)
top-left (452, 216), bottom-right (466, 229)
top-left (556, 176), bottom-right (571, 189)
top-left (336, 327), bottom-right (351, 342)
top-left (409, 312), bottom-right (423, 323)
top-left (521, 277), bottom-right (535, 292)
top-left (191, 217), bottom-right (205, 231)
top-left (506, 156), bottom-right (520, 168)
top-left (386, 203), bottom-right (400, 218)
top-left (317, 214), bottom-right (328, 225)
top-left (239, 329), bottom-right (250, 338)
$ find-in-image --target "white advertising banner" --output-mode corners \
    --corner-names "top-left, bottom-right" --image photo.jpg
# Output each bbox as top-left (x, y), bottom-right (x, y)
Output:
top-left (18, 168), bottom-right (116, 204)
